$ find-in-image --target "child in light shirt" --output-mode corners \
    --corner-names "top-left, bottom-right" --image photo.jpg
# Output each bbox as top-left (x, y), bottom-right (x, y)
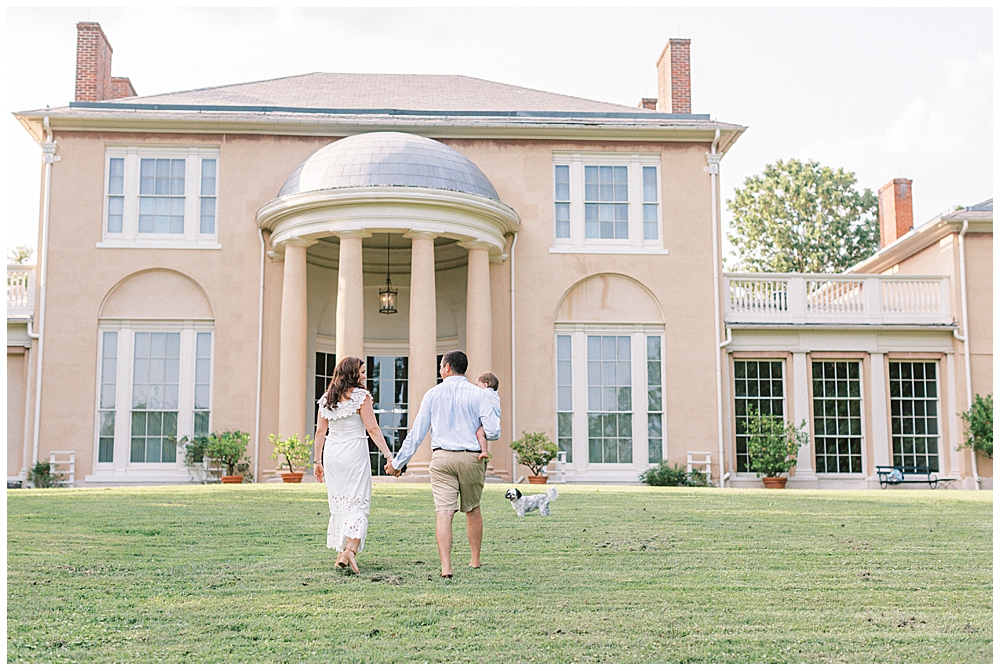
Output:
top-left (474, 372), bottom-right (501, 461)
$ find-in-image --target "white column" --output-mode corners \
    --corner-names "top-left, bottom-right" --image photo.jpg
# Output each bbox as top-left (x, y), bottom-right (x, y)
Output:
top-left (278, 239), bottom-right (315, 440)
top-left (335, 232), bottom-right (366, 362)
top-left (869, 352), bottom-right (892, 480)
top-left (945, 353), bottom-right (963, 482)
top-left (405, 231), bottom-right (437, 474)
top-left (791, 352), bottom-right (816, 482)
top-left (464, 244), bottom-right (493, 381)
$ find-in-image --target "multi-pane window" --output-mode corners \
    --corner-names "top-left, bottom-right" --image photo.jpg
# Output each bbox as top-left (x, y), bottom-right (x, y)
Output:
top-left (646, 336), bottom-right (663, 464)
top-left (314, 351), bottom-right (337, 436)
top-left (106, 158), bottom-right (125, 234)
top-left (200, 158), bottom-right (217, 234)
top-left (139, 158), bottom-right (186, 234)
top-left (98, 332), bottom-right (118, 463)
top-left (554, 165), bottom-right (570, 239)
top-left (556, 335), bottom-right (573, 462)
top-left (587, 335), bottom-right (632, 464)
top-left (812, 361), bottom-right (862, 474)
top-left (130, 332), bottom-right (180, 463)
top-left (585, 166), bottom-right (629, 239)
top-left (889, 361), bottom-right (940, 471)
top-left (642, 166), bottom-right (659, 240)
top-left (367, 356), bottom-right (408, 476)
top-left (193, 333), bottom-right (212, 437)
top-left (734, 360), bottom-right (785, 472)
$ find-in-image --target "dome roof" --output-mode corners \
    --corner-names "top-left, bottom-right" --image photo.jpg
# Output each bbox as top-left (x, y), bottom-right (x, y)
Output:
top-left (278, 132), bottom-right (500, 201)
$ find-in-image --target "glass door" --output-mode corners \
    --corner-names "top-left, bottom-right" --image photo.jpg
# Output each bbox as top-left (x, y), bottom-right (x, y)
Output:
top-left (366, 356), bottom-right (408, 475)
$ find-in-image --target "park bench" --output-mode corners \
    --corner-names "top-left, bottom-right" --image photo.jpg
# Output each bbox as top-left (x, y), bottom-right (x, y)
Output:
top-left (876, 465), bottom-right (957, 490)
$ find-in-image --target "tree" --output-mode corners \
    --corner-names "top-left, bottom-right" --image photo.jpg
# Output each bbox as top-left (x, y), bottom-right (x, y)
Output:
top-left (957, 394), bottom-right (992, 459)
top-left (7, 245), bottom-right (34, 265)
top-left (727, 159), bottom-right (880, 273)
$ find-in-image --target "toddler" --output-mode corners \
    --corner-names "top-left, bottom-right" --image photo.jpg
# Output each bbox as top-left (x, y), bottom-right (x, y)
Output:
top-left (474, 372), bottom-right (501, 461)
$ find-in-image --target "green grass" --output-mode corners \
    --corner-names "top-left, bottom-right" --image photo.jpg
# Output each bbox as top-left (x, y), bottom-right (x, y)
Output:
top-left (6, 483), bottom-right (993, 663)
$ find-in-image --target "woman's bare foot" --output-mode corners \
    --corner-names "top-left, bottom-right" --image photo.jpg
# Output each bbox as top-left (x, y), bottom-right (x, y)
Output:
top-left (469, 562), bottom-right (481, 568)
top-left (344, 549), bottom-right (360, 575)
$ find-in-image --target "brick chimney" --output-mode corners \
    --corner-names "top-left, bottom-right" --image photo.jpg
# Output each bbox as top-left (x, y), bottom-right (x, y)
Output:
top-left (878, 178), bottom-right (914, 247)
top-left (75, 22), bottom-right (136, 102)
top-left (656, 38), bottom-right (691, 114)
top-left (639, 98), bottom-right (658, 110)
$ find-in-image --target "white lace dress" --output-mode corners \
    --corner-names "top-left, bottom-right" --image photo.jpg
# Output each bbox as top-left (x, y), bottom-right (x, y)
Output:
top-left (318, 387), bottom-right (372, 553)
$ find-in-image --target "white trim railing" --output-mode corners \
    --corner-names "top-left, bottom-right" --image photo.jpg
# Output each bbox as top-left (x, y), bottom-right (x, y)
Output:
top-left (7, 265), bottom-right (36, 318)
top-left (725, 273), bottom-right (952, 326)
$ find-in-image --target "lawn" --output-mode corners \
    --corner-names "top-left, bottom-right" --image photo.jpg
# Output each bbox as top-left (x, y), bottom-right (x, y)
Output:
top-left (6, 483), bottom-right (993, 663)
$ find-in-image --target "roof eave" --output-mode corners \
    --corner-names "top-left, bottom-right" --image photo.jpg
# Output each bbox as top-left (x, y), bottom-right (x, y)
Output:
top-left (849, 216), bottom-right (993, 274)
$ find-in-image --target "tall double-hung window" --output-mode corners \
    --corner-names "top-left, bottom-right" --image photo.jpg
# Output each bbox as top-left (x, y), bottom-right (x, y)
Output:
top-left (102, 147), bottom-right (220, 248)
top-left (733, 360), bottom-right (785, 472)
top-left (889, 361), bottom-right (940, 471)
top-left (587, 335), bottom-right (633, 464)
top-left (551, 153), bottom-right (663, 252)
top-left (812, 360), bottom-right (863, 474)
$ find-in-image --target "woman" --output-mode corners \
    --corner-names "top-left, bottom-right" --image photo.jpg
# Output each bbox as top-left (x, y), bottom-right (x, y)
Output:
top-left (313, 356), bottom-right (395, 574)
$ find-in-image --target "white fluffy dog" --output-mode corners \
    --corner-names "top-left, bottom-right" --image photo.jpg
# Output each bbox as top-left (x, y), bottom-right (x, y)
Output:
top-left (505, 487), bottom-right (558, 516)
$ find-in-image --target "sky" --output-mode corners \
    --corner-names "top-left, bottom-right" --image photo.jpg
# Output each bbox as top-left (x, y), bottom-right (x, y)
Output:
top-left (5, 7), bottom-right (993, 264)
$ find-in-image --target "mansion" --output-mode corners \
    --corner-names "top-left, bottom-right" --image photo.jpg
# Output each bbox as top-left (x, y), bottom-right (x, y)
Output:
top-left (6, 23), bottom-right (993, 489)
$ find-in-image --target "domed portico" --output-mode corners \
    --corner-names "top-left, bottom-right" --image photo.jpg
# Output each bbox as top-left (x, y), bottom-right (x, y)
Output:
top-left (257, 132), bottom-right (519, 473)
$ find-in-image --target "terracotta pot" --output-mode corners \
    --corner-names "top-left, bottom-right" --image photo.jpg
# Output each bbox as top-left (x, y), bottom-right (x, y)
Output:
top-left (220, 475), bottom-right (244, 485)
top-left (762, 476), bottom-right (787, 489)
top-left (527, 475), bottom-right (548, 485)
top-left (280, 472), bottom-right (304, 483)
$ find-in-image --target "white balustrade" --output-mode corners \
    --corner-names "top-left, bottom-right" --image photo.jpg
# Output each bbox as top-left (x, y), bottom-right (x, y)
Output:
top-left (725, 273), bottom-right (951, 326)
top-left (7, 265), bottom-right (36, 318)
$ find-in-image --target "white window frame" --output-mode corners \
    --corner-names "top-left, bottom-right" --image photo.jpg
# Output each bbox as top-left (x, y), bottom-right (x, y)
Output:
top-left (99, 146), bottom-right (221, 249)
top-left (550, 152), bottom-right (666, 255)
top-left (887, 359), bottom-right (943, 474)
top-left (89, 319), bottom-right (214, 482)
top-left (555, 324), bottom-right (666, 480)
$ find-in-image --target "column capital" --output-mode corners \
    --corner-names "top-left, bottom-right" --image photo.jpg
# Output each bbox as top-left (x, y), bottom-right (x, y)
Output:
top-left (284, 237), bottom-right (317, 248)
top-left (403, 230), bottom-right (439, 241)
top-left (458, 240), bottom-right (492, 251)
top-left (337, 230), bottom-right (371, 240)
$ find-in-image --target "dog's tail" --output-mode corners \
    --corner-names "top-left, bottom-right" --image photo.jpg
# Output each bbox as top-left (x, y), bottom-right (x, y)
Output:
top-left (547, 487), bottom-right (558, 501)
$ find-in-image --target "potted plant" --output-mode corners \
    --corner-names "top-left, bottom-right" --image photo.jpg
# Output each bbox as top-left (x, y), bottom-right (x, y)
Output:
top-left (744, 406), bottom-right (809, 489)
top-left (28, 461), bottom-right (61, 489)
top-left (180, 430), bottom-right (252, 483)
top-left (510, 431), bottom-right (558, 484)
top-left (269, 433), bottom-right (314, 483)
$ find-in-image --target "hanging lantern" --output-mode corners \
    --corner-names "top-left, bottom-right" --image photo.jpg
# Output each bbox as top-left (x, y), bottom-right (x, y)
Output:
top-left (379, 233), bottom-right (397, 314)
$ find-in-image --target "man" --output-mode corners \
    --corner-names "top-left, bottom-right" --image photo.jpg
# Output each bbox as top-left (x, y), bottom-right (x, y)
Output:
top-left (390, 350), bottom-right (500, 578)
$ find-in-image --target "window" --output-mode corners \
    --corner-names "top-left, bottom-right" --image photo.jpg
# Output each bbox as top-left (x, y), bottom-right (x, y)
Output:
top-left (314, 350), bottom-right (337, 435)
top-left (367, 356), bottom-right (409, 476)
top-left (551, 153), bottom-right (663, 254)
top-left (812, 361), bottom-right (862, 474)
top-left (554, 166), bottom-right (570, 239)
top-left (97, 332), bottom-right (118, 463)
top-left (646, 336), bottom-right (663, 464)
top-left (734, 360), bottom-right (785, 472)
top-left (889, 361), bottom-right (940, 471)
top-left (101, 147), bottom-right (220, 248)
top-left (587, 335), bottom-right (632, 464)
top-left (585, 166), bottom-right (629, 239)
top-left (556, 335), bottom-right (573, 462)
top-left (94, 324), bottom-right (213, 472)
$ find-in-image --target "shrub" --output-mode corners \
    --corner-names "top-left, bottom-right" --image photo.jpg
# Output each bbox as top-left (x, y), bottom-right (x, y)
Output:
top-left (510, 431), bottom-right (558, 476)
top-left (178, 431), bottom-right (252, 480)
top-left (28, 461), bottom-right (61, 489)
top-left (744, 405), bottom-right (809, 478)
top-left (639, 462), bottom-right (711, 487)
top-left (269, 433), bottom-right (314, 473)
top-left (958, 394), bottom-right (992, 459)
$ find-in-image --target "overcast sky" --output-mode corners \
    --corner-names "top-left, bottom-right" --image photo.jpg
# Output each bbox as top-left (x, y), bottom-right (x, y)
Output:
top-left (5, 7), bottom-right (992, 263)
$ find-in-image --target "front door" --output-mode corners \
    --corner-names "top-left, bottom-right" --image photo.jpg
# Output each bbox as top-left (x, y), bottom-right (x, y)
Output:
top-left (366, 356), bottom-right (408, 475)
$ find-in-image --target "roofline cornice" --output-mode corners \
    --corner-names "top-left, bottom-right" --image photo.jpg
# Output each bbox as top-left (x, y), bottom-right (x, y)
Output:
top-left (849, 217), bottom-right (993, 274)
top-left (13, 111), bottom-right (747, 151)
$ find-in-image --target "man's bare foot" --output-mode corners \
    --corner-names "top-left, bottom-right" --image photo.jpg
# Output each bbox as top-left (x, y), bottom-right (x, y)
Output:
top-left (469, 562), bottom-right (481, 568)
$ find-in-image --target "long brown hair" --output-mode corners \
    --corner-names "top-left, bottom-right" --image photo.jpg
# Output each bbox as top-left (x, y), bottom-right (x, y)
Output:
top-left (324, 356), bottom-right (365, 410)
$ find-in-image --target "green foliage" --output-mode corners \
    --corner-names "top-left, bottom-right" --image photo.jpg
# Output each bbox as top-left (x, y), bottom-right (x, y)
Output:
top-left (7, 245), bottom-right (34, 265)
top-left (727, 159), bottom-right (880, 273)
top-left (639, 462), bottom-right (711, 487)
top-left (269, 433), bottom-right (315, 473)
top-left (6, 485), bottom-right (993, 663)
top-left (28, 461), bottom-right (61, 489)
top-left (958, 394), bottom-right (992, 459)
top-left (178, 430), bottom-right (252, 479)
top-left (510, 431), bottom-right (558, 476)
top-left (744, 406), bottom-right (809, 477)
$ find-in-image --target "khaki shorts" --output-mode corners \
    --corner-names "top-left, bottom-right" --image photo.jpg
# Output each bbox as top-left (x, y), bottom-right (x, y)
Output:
top-left (429, 450), bottom-right (486, 513)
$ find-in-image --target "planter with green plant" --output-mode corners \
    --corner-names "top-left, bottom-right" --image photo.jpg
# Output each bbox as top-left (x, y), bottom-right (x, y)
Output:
top-left (744, 405), bottom-right (809, 489)
top-left (28, 461), bottom-right (61, 489)
top-left (957, 393), bottom-right (992, 460)
top-left (269, 433), bottom-right (314, 483)
top-left (179, 431), bottom-right (252, 483)
top-left (510, 431), bottom-right (558, 484)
